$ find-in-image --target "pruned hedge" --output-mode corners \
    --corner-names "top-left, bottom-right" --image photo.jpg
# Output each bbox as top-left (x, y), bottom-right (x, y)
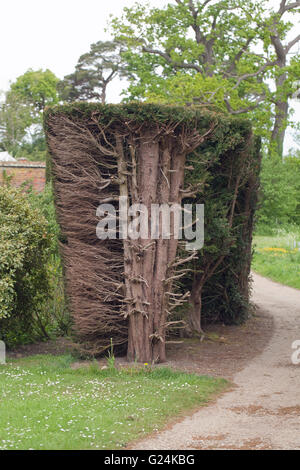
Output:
top-left (44, 103), bottom-right (261, 359)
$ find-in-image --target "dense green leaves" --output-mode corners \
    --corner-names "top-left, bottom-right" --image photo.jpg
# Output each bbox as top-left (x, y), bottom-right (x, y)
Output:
top-left (0, 186), bottom-right (52, 345)
top-left (257, 155), bottom-right (300, 227)
top-left (44, 101), bottom-right (249, 133)
top-left (110, 0), bottom-right (300, 155)
top-left (9, 69), bottom-right (59, 116)
top-left (110, 1), bottom-right (268, 106)
top-left (0, 91), bottom-right (32, 156)
top-left (179, 132), bottom-right (261, 325)
top-left (0, 69), bottom-right (59, 160)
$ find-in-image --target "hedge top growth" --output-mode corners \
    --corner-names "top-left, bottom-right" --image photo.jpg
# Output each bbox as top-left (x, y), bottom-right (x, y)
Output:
top-left (45, 102), bottom-right (260, 362)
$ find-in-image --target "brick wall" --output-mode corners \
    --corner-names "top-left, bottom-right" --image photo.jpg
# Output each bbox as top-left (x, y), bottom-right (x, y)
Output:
top-left (0, 160), bottom-right (46, 192)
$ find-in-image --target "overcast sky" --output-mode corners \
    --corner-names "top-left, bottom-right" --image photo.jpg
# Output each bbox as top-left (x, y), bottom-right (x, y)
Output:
top-left (0, 0), bottom-right (299, 151)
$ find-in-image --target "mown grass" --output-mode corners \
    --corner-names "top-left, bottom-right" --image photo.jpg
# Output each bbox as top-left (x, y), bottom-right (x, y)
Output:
top-left (252, 228), bottom-right (300, 289)
top-left (0, 354), bottom-right (227, 450)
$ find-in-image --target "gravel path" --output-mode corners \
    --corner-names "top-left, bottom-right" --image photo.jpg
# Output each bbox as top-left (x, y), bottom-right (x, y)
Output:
top-left (134, 273), bottom-right (300, 450)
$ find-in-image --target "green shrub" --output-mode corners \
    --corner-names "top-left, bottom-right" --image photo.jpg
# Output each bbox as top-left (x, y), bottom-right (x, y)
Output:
top-left (26, 184), bottom-right (71, 338)
top-left (26, 183), bottom-right (61, 255)
top-left (257, 156), bottom-right (300, 228)
top-left (0, 186), bottom-right (52, 347)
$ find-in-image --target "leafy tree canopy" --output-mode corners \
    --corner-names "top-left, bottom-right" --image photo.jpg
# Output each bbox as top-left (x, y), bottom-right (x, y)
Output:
top-left (110, 0), bottom-right (300, 155)
top-left (0, 69), bottom-right (59, 159)
top-left (58, 40), bottom-right (127, 103)
top-left (8, 68), bottom-right (59, 118)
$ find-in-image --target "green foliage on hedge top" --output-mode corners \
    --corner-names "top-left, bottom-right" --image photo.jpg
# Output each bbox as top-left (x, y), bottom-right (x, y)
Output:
top-left (44, 101), bottom-right (252, 138)
top-left (44, 103), bottom-right (253, 191)
top-left (0, 186), bottom-right (53, 345)
top-left (44, 102), bottom-right (253, 194)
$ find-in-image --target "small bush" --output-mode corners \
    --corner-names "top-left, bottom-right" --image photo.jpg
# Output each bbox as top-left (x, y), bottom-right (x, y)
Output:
top-left (26, 184), bottom-right (71, 337)
top-left (0, 186), bottom-right (52, 347)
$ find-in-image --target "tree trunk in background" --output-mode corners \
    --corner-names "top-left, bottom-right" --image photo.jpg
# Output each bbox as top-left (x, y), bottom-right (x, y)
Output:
top-left (269, 32), bottom-right (288, 160)
top-left (270, 97), bottom-right (288, 159)
top-left (188, 280), bottom-right (204, 336)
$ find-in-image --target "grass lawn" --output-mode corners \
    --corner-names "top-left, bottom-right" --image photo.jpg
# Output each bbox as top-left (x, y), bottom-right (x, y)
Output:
top-left (252, 230), bottom-right (300, 290)
top-left (0, 354), bottom-right (227, 450)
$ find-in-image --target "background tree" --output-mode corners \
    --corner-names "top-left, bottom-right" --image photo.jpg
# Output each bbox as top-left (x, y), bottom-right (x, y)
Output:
top-left (9, 69), bottom-right (59, 117)
top-left (58, 40), bottom-right (127, 103)
top-left (0, 69), bottom-right (59, 160)
top-left (257, 156), bottom-right (299, 226)
top-left (110, 0), bottom-right (300, 156)
top-left (0, 91), bottom-right (31, 156)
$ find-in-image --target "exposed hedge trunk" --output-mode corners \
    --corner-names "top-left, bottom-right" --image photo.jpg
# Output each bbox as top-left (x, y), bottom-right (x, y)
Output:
top-left (116, 130), bottom-right (189, 362)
